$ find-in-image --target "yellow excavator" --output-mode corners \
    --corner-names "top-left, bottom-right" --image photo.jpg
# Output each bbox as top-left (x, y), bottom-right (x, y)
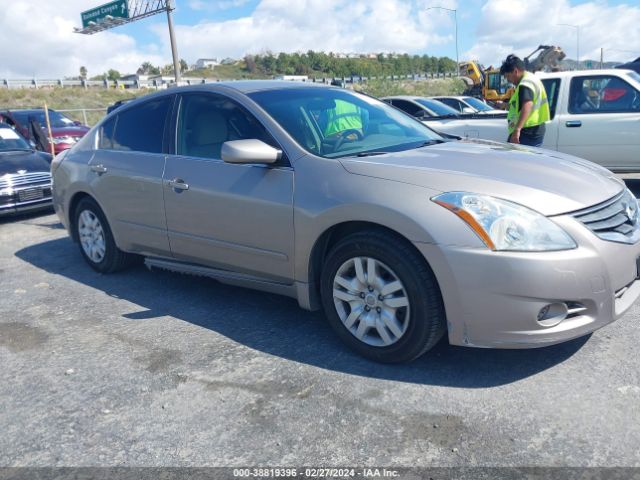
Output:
top-left (460, 45), bottom-right (565, 103)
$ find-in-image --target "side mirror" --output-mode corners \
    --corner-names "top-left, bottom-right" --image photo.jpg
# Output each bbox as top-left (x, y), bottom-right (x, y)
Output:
top-left (462, 107), bottom-right (476, 114)
top-left (414, 110), bottom-right (426, 118)
top-left (73, 120), bottom-right (82, 126)
top-left (221, 139), bottom-right (282, 165)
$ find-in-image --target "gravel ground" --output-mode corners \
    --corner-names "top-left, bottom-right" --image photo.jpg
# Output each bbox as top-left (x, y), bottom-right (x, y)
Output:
top-left (1, 209), bottom-right (639, 471)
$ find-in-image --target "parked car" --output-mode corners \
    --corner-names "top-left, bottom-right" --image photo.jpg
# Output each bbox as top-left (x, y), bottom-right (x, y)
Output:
top-left (381, 95), bottom-right (461, 123)
top-left (0, 109), bottom-right (89, 155)
top-left (0, 123), bottom-right (53, 216)
top-left (432, 95), bottom-right (507, 116)
top-left (382, 95), bottom-right (506, 139)
top-left (427, 69), bottom-right (640, 171)
top-left (52, 81), bottom-right (640, 363)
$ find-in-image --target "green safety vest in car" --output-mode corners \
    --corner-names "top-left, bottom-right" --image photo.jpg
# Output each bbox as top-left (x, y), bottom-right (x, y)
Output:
top-left (324, 99), bottom-right (363, 137)
top-left (507, 71), bottom-right (550, 134)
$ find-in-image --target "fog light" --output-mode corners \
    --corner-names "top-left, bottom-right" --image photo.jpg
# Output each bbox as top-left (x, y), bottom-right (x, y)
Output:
top-left (537, 302), bottom-right (568, 327)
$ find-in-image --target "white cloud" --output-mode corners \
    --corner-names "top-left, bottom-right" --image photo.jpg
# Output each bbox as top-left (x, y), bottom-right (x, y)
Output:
top-left (464, 0), bottom-right (640, 68)
top-left (152, 0), bottom-right (454, 62)
top-left (188, 0), bottom-right (253, 12)
top-left (4, 0), bottom-right (637, 80)
top-left (0, 0), bottom-right (164, 78)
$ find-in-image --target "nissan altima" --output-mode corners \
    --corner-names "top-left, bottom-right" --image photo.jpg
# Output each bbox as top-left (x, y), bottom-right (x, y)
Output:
top-left (51, 81), bottom-right (640, 362)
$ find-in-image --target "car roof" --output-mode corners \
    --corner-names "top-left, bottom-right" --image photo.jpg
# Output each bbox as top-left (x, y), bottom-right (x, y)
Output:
top-left (536, 69), bottom-right (635, 78)
top-left (212, 80), bottom-right (329, 93)
top-left (380, 95), bottom-right (421, 101)
top-left (107, 80), bottom-right (337, 113)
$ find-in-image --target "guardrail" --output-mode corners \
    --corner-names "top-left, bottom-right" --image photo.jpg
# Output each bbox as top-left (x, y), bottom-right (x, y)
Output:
top-left (1, 72), bottom-right (457, 90)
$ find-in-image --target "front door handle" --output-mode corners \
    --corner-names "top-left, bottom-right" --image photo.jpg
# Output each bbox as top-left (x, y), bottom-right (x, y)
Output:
top-left (90, 164), bottom-right (107, 174)
top-left (565, 120), bottom-right (582, 128)
top-left (167, 178), bottom-right (189, 191)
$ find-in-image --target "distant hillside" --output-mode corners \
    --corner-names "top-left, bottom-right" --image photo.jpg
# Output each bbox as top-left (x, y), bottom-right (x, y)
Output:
top-left (560, 58), bottom-right (622, 70)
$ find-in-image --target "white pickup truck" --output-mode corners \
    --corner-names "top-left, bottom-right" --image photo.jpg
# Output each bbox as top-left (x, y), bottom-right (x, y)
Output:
top-left (431, 69), bottom-right (640, 172)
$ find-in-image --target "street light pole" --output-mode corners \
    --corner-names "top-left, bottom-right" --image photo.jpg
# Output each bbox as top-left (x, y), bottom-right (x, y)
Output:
top-left (166, 0), bottom-right (181, 84)
top-left (426, 7), bottom-right (459, 76)
top-left (557, 23), bottom-right (580, 69)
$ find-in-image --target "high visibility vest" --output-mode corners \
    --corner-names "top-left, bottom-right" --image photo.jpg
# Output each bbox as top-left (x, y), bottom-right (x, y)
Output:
top-left (324, 100), bottom-right (363, 137)
top-left (507, 72), bottom-right (550, 134)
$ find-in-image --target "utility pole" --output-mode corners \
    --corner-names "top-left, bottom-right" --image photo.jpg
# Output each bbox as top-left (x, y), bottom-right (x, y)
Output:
top-left (426, 7), bottom-right (459, 76)
top-left (166, 0), bottom-right (181, 83)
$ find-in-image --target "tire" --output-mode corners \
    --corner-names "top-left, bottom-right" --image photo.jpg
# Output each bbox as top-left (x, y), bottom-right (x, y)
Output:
top-left (320, 230), bottom-right (446, 363)
top-left (74, 197), bottom-right (134, 273)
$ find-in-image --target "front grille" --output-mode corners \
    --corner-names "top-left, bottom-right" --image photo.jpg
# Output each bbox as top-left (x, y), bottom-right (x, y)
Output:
top-left (18, 187), bottom-right (44, 202)
top-left (0, 172), bottom-right (51, 189)
top-left (571, 190), bottom-right (640, 244)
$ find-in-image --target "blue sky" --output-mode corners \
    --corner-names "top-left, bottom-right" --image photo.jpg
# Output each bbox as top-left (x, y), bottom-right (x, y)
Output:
top-left (1, 0), bottom-right (639, 78)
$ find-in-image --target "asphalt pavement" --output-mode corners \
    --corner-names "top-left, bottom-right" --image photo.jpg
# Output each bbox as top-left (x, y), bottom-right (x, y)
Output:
top-left (1, 200), bottom-right (639, 470)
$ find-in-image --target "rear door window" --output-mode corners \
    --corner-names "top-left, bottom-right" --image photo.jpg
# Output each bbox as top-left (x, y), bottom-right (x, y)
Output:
top-left (568, 75), bottom-right (640, 114)
top-left (108, 96), bottom-right (173, 153)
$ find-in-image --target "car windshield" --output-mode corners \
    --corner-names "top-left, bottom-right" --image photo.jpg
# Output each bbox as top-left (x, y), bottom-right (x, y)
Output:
top-left (462, 97), bottom-right (494, 111)
top-left (248, 88), bottom-right (443, 159)
top-left (0, 126), bottom-right (31, 151)
top-left (12, 110), bottom-right (76, 129)
top-left (414, 98), bottom-right (460, 116)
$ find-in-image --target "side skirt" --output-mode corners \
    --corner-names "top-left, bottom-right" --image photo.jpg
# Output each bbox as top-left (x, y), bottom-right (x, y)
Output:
top-left (144, 257), bottom-right (299, 300)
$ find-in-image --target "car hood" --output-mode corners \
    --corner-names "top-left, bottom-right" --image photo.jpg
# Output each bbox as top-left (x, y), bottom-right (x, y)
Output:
top-left (339, 139), bottom-right (624, 216)
top-left (0, 150), bottom-right (52, 176)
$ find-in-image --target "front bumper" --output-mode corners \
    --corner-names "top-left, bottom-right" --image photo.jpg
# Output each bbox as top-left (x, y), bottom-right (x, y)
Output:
top-left (0, 184), bottom-right (53, 217)
top-left (416, 215), bottom-right (640, 348)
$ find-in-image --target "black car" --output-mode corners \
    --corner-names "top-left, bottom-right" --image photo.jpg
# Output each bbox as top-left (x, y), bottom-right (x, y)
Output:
top-left (0, 123), bottom-right (53, 216)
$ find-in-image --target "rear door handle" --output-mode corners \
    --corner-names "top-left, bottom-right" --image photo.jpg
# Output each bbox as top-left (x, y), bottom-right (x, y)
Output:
top-left (565, 120), bottom-right (582, 128)
top-left (167, 178), bottom-right (189, 191)
top-left (90, 164), bottom-right (107, 174)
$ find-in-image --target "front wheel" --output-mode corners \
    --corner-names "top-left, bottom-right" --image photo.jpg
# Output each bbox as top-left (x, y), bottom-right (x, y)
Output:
top-left (320, 231), bottom-right (446, 363)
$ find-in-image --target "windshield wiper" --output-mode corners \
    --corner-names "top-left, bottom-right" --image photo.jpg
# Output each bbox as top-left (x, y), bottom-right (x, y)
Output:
top-left (415, 139), bottom-right (446, 148)
top-left (356, 151), bottom-right (388, 157)
top-left (1, 148), bottom-right (33, 152)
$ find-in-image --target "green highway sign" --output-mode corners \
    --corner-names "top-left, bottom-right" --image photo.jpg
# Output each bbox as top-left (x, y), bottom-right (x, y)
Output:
top-left (81, 0), bottom-right (129, 28)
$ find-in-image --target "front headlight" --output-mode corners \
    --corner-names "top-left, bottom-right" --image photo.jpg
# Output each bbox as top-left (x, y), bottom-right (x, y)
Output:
top-left (622, 188), bottom-right (639, 225)
top-left (433, 192), bottom-right (577, 251)
top-left (51, 136), bottom-right (76, 145)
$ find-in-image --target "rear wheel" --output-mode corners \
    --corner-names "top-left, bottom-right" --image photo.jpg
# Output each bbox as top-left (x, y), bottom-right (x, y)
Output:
top-left (320, 230), bottom-right (446, 363)
top-left (74, 197), bottom-right (134, 273)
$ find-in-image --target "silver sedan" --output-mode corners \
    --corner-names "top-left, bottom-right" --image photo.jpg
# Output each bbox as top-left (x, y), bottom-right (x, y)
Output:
top-left (52, 81), bottom-right (640, 362)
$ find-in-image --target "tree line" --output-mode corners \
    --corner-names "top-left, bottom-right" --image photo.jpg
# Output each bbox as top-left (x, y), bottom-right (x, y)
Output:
top-left (79, 51), bottom-right (458, 81)
top-left (243, 51), bottom-right (458, 77)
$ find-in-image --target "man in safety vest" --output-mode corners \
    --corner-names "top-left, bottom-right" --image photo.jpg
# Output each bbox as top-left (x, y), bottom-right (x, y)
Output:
top-left (500, 54), bottom-right (550, 147)
top-left (323, 99), bottom-right (364, 138)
